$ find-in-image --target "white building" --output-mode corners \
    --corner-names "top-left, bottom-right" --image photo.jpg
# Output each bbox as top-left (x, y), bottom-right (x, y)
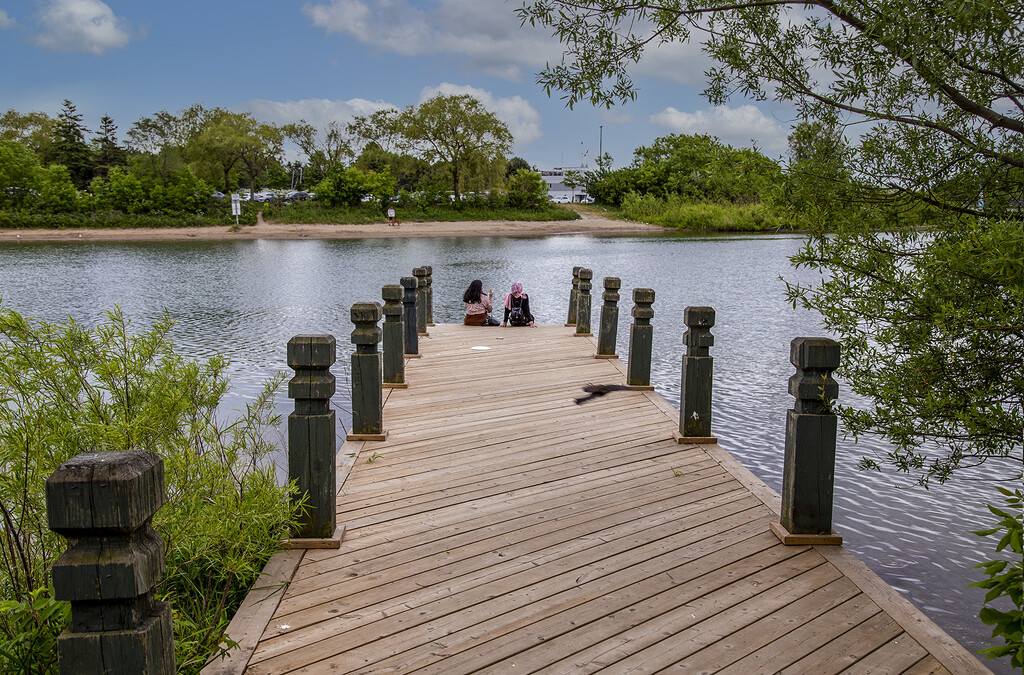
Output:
top-left (539, 167), bottom-right (593, 203)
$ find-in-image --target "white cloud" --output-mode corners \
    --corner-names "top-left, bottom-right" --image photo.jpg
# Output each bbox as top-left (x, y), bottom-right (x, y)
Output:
top-left (302, 0), bottom-right (560, 81)
top-left (0, 10), bottom-right (16, 29)
top-left (650, 104), bottom-right (788, 155)
top-left (418, 83), bottom-right (542, 146)
top-left (236, 97), bottom-right (397, 129)
top-left (31, 0), bottom-right (142, 55)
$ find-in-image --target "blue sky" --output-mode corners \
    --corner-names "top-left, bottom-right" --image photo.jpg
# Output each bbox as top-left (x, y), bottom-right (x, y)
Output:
top-left (0, 0), bottom-right (797, 170)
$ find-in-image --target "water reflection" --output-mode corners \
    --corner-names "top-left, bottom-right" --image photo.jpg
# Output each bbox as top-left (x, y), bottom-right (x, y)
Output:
top-left (0, 234), bottom-right (1010, 673)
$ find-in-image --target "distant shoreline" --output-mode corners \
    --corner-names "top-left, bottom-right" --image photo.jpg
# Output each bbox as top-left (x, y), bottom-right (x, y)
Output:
top-left (1, 212), bottom-right (666, 242)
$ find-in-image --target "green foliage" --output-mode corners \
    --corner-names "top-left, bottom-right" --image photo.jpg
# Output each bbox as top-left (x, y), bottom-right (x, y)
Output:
top-left (0, 587), bottom-right (67, 674)
top-left (392, 94), bottom-right (513, 200)
top-left (505, 169), bottom-right (548, 208)
top-left (51, 100), bottom-right (93, 189)
top-left (619, 192), bottom-right (785, 231)
top-left (32, 166), bottom-right (78, 214)
top-left (585, 133), bottom-right (781, 206)
top-left (0, 110), bottom-right (56, 165)
top-left (0, 306), bottom-right (299, 673)
top-left (314, 165), bottom-right (396, 208)
top-left (261, 199), bottom-right (577, 224)
top-left (0, 208), bottom-right (255, 230)
top-left (789, 216), bottom-right (1024, 485)
top-left (505, 156), bottom-right (531, 178)
top-left (970, 488), bottom-right (1024, 668)
top-left (147, 168), bottom-right (211, 214)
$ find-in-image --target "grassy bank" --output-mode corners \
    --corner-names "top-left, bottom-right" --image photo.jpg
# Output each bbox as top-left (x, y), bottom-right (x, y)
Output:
top-left (0, 209), bottom-right (256, 229)
top-left (610, 193), bottom-right (794, 232)
top-left (260, 201), bottom-right (580, 224)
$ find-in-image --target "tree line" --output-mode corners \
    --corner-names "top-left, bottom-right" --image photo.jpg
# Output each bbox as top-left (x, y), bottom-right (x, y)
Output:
top-left (0, 93), bottom-right (550, 225)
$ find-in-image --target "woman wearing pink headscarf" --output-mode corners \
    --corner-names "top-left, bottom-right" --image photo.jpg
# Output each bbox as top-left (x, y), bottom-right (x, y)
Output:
top-left (501, 281), bottom-right (535, 327)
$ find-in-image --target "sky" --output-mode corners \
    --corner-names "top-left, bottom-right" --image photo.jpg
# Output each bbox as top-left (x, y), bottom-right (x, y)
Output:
top-left (0, 0), bottom-right (799, 171)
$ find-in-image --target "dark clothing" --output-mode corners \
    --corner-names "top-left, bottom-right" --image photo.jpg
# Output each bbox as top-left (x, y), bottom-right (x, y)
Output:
top-left (503, 294), bottom-right (534, 325)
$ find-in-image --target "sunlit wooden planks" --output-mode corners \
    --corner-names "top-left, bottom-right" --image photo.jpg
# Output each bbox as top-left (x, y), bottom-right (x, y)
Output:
top-left (241, 324), bottom-right (987, 675)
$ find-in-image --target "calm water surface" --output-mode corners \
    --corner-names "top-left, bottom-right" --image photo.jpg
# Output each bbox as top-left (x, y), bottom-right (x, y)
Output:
top-left (0, 234), bottom-right (1013, 672)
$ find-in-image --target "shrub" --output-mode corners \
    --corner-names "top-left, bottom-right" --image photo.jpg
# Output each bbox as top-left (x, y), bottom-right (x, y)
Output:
top-left (0, 305), bottom-right (301, 673)
top-left (506, 169), bottom-right (547, 208)
top-left (971, 487), bottom-right (1024, 669)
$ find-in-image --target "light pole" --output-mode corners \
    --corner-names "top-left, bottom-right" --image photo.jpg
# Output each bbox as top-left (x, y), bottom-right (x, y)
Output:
top-left (599, 125), bottom-right (603, 163)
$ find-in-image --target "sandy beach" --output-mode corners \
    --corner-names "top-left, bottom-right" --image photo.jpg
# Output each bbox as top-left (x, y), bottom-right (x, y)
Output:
top-left (2, 210), bottom-right (663, 242)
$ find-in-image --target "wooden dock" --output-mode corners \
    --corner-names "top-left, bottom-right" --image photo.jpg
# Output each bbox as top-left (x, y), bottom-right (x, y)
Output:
top-left (215, 324), bottom-right (990, 674)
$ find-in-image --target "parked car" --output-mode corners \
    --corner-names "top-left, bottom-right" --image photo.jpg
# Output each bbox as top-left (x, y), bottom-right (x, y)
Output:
top-left (549, 194), bottom-right (571, 203)
top-left (253, 191), bottom-right (278, 202)
top-left (285, 191), bottom-right (310, 203)
top-left (210, 191), bottom-right (226, 199)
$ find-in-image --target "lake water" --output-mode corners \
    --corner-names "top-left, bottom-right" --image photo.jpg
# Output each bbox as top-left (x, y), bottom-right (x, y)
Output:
top-left (0, 233), bottom-right (1013, 672)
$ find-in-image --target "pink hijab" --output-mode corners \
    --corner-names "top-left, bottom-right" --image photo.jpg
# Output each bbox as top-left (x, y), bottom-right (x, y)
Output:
top-left (504, 282), bottom-right (524, 309)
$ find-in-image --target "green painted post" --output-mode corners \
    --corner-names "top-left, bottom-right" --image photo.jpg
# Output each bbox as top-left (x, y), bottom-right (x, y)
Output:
top-left (382, 285), bottom-right (407, 388)
top-left (424, 265), bottom-right (435, 327)
top-left (574, 268), bottom-right (593, 336)
top-left (675, 307), bottom-right (717, 444)
top-left (565, 266), bottom-right (582, 326)
top-left (774, 337), bottom-right (843, 545)
top-left (46, 450), bottom-right (175, 675)
top-left (626, 288), bottom-right (656, 389)
top-left (349, 302), bottom-right (386, 440)
top-left (413, 267), bottom-right (429, 336)
top-left (401, 276), bottom-right (420, 358)
top-left (596, 276), bottom-right (621, 358)
top-left (287, 334), bottom-right (337, 539)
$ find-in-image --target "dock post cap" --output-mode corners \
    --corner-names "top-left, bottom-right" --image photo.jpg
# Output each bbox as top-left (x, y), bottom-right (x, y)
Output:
top-left (47, 449), bottom-right (165, 535)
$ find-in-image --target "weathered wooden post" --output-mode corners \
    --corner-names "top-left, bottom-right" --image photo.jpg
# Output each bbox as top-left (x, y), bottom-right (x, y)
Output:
top-left (674, 307), bottom-right (718, 444)
top-left (413, 267), bottom-right (429, 336)
top-left (287, 334), bottom-right (339, 544)
top-left (348, 302), bottom-right (387, 441)
top-left (626, 288), bottom-right (656, 389)
top-left (401, 276), bottom-right (420, 358)
top-left (771, 337), bottom-right (843, 546)
top-left (46, 449), bottom-right (175, 674)
top-left (565, 266), bottom-right (582, 326)
top-left (595, 276), bottom-right (621, 358)
top-left (424, 265), bottom-right (435, 327)
top-left (574, 268), bottom-right (593, 336)
top-left (382, 284), bottom-right (407, 389)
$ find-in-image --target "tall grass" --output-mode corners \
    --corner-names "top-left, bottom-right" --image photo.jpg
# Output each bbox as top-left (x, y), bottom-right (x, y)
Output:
top-left (619, 192), bottom-right (791, 232)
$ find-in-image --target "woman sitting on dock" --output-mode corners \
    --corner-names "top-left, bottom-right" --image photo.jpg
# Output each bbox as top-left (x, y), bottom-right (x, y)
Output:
top-left (463, 280), bottom-right (499, 325)
top-left (502, 281), bottom-right (535, 327)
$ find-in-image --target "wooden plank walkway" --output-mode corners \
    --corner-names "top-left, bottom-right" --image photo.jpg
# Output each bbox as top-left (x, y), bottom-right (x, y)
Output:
top-left (234, 324), bottom-right (990, 674)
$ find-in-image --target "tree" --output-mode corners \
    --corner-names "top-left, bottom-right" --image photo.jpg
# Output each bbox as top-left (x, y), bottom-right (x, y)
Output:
top-left (283, 120), bottom-right (352, 185)
top-left (314, 165), bottom-right (396, 208)
top-left (51, 99), bottom-right (93, 189)
top-left (518, 0), bottom-right (1023, 485)
top-left (232, 116), bottom-right (284, 197)
top-left (394, 94), bottom-right (513, 200)
top-left (0, 110), bottom-right (56, 165)
top-left (562, 169), bottom-right (582, 201)
top-left (92, 114), bottom-right (126, 178)
top-left (505, 156), bottom-right (531, 178)
top-left (506, 169), bottom-right (548, 208)
top-left (127, 109), bottom-right (187, 184)
top-left (348, 109), bottom-right (403, 155)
